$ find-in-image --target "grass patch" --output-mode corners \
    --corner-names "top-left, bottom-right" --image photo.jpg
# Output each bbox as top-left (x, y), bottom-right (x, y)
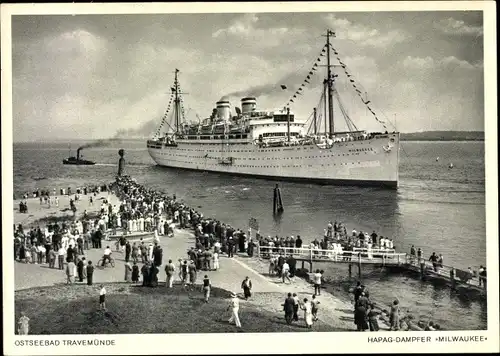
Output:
top-left (15, 284), bottom-right (333, 334)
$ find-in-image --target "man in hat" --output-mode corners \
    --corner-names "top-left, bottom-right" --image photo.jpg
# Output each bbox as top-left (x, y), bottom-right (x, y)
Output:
top-left (227, 292), bottom-right (241, 328)
top-left (282, 293), bottom-right (295, 325)
top-left (165, 259), bottom-right (176, 288)
top-left (241, 276), bottom-right (252, 300)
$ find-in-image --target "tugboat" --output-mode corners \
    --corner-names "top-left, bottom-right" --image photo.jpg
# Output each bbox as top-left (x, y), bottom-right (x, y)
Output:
top-left (63, 147), bottom-right (96, 165)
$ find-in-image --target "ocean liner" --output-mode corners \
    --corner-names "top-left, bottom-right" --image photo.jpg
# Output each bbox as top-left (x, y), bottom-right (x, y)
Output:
top-left (147, 30), bottom-right (400, 188)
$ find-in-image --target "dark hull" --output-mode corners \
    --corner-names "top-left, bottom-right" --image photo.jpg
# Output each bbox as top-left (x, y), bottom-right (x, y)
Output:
top-left (63, 159), bottom-right (96, 165)
top-left (154, 164), bottom-right (398, 189)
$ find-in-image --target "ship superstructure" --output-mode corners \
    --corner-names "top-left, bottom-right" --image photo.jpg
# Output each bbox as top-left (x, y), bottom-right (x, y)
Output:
top-left (147, 30), bottom-right (400, 188)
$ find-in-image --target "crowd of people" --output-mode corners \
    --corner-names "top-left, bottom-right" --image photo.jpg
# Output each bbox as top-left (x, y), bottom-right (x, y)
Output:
top-left (15, 176), bottom-right (486, 334)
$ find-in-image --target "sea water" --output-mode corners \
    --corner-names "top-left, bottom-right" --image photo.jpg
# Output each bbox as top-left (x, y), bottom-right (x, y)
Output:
top-left (13, 140), bottom-right (487, 330)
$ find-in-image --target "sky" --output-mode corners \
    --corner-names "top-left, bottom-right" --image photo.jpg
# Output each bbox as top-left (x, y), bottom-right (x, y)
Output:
top-left (10, 10), bottom-right (484, 141)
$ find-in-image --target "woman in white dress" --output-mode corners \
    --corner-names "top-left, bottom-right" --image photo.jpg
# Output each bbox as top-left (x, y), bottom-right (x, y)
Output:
top-left (300, 298), bottom-right (314, 329)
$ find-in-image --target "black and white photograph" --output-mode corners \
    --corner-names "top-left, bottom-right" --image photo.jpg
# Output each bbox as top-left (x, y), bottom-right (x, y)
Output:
top-left (2, 1), bottom-right (498, 355)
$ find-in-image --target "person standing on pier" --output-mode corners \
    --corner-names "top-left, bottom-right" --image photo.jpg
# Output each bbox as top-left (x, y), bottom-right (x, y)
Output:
top-left (389, 300), bottom-right (400, 331)
top-left (227, 292), bottom-right (241, 328)
top-left (57, 246), bottom-right (65, 270)
top-left (281, 261), bottom-right (291, 284)
top-left (17, 312), bottom-right (30, 335)
top-left (141, 262), bottom-right (151, 287)
top-left (292, 293), bottom-right (300, 322)
top-left (429, 252), bottom-right (439, 272)
top-left (165, 259), bottom-right (176, 288)
top-left (188, 261), bottom-right (197, 285)
top-left (410, 245), bottom-right (416, 263)
top-left (66, 258), bottom-right (76, 284)
top-left (241, 276), bottom-right (252, 300)
top-left (300, 298), bottom-right (313, 329)
top-left (85, 261), bottom-right (94, 285)
top-left (125, 240), bottom-right (131, 263)
top-left (417, 248), bottom-right (423, 263)
top-left (124, 262), bottom-right (132, 282)
top-left (99, 285), bottom-right (106, 311)
top-left (367, 304), bottom-right (380, 331)
top-left (438, 254), bottom-right (444, 268)
top-left (202, 275), bottom-right (211, 303)
top-left (132, 262), bottom-right (140, 283)
top-left (213, 250), bottom-right (219, 271)
top-left (311, 294), bottom-right (320, 321)
top-left (313, 270), bottom-right (322, 296)
top-left (353, 281), bottom-right (363, 305)
top-left (48, 248), bottom-right (56, 268)
top-left (283, 293), bottom-right (295, 325)
top-left (77, 257), bottom-right (86, 282)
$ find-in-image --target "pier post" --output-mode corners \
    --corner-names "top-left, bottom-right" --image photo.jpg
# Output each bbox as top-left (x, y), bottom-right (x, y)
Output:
top-left (348, 263), bottom-right (352, 278)
top-left (450, 268), bottom-right (456, 289)
top-left (357, 253), bottom-right (362, 279)
top-left (301, 261), bottom-right (305, 270)
top-left (419, 259), bottom-right (426, 280)
top-left (309, 247), bottom-right (313, 273)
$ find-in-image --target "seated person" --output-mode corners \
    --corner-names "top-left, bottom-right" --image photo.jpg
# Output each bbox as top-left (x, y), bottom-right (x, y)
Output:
top-left (102, 246), bottom-right (112, 266)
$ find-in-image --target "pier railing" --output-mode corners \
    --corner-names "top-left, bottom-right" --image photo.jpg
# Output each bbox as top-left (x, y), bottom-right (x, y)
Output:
top-left (406, 257), bottom-right (487, 289)
top-left (256, 245), bottom-right (408, 265)
top-left (254, 245), bottom-right (486, 289)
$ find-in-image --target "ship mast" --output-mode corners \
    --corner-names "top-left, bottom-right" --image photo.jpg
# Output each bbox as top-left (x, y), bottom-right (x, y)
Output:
top-left (174, 68), bottom-right (180, 134)
top-left (325, 29), bottom-right (335, 137)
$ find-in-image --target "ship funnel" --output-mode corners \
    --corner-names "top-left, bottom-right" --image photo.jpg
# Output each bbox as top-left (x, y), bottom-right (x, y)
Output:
top-left (77, 148), bottom-right (82, 161)
top-left (241, 97), bottom-right (257, 114)
top-left (216, 100), bottom-right (231, 121)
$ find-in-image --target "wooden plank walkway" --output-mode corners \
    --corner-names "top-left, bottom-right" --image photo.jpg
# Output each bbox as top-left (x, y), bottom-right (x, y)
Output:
top-left (256, 245), bottom-right (487, 295)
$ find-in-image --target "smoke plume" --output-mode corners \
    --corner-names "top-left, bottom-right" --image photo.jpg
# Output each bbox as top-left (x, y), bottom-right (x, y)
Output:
top-left (77, 138), bottom-right (122, 151)
top-left (219, 70), bottom-right (317, 102)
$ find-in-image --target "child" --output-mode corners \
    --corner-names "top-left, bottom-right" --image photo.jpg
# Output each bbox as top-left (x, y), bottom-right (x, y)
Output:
top-left (99, 285), bottom-right (106, 311)
top-left (25, 247), bottom-right (32, 264)
top-left (17, 312), bottom-right (30, 335)
top-left (132, 262), bottom-right (140, 283)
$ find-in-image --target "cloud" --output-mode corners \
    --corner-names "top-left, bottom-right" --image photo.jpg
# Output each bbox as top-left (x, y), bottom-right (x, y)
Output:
top-left (212, 13), bottom-right (259, 37)
top-left (402, 56), bottom-right (436, 69)
top-left (324, 14), bottom-right (407, 47)
top-left (436, 17), bottom-right (483, 36)
top-left (402, 55), bottom-right (483, 71)
top-left (211, 13), bottom-right (308, 50)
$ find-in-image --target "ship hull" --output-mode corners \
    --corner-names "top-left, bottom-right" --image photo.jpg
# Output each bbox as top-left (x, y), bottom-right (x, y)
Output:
top-left (147, 133), bottom-right (400, 189)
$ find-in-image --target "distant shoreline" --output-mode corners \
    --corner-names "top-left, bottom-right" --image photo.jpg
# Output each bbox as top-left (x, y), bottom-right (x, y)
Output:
top-left (13, 131), bottom-right (485, 144)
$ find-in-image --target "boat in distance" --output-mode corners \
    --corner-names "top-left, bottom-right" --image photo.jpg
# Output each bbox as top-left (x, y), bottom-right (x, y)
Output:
top-left (63, 148), bottom-right (96, 165)
top-left (147, 30), bottom-right (400, 189)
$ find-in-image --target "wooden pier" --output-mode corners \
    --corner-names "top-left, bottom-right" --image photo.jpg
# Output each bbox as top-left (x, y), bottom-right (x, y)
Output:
top-left (255, 245), bottom-right (487, 295)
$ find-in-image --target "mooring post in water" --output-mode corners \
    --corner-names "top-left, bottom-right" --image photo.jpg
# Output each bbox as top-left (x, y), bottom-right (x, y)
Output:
top-left (348, 263), bottom-right (352, 278)
top-left (118, 149), bottom-right (126, 176)
top-left (273, 184), bottom-right (284, 214)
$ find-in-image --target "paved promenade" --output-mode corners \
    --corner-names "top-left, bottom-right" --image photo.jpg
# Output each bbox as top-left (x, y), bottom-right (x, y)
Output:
top-left (13, 190), bottom-right (390, 331)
